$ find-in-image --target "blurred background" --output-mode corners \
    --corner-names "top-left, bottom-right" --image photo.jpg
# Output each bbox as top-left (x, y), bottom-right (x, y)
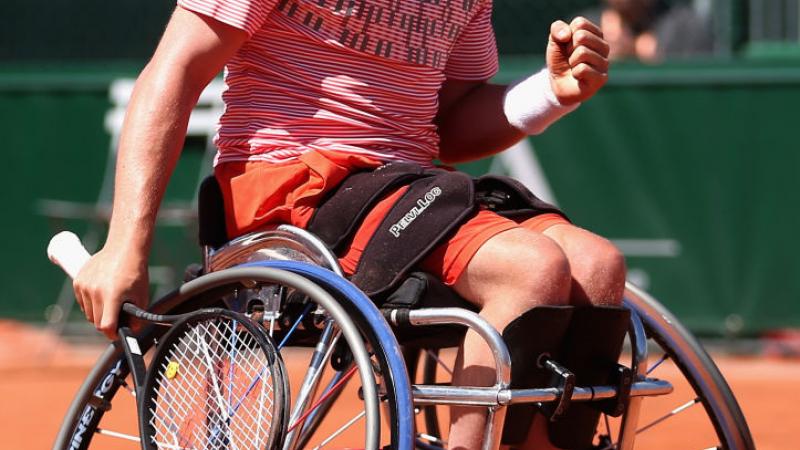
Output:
top-left (0, 0), bottom-right (798, 344)
top-left (1, 1), bottom-right (800, 449)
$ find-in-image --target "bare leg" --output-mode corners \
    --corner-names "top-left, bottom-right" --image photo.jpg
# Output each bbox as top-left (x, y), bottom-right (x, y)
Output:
top-left (510, 224), bottom-right (627, 449)
top-left (542, 224), bottom-right (626, 307)
top-left (446, 228), bottom-right (572, 450)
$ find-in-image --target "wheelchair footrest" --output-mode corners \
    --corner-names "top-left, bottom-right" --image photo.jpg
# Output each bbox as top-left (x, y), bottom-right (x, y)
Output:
top-left (547, 305), bottom-right (630, 450)
top-left (597, 364), bottom-right (633, 417)
top-left (537, 357), bottom-right (575, 421)
top-left (500, 305), bottom-right (574, 445)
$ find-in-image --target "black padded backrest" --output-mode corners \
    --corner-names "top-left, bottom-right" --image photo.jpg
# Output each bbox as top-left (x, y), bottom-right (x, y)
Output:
top-left (197, 175), bottom-right (228, 249)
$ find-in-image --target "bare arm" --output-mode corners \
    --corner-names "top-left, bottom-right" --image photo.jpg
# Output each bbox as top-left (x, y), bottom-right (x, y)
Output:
top-left (73, 7), bottom-right (247, 338)
top-left (436, 80), bottom-right (523, 163)
top-left (437, 17), bottom-right (610, 164)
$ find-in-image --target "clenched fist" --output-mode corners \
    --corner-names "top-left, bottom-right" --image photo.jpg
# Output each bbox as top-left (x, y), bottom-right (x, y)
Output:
top-left (547, 17), bottom-right (611, 105)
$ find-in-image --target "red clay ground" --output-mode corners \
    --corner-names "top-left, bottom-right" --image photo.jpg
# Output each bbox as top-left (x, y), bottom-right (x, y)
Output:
top-left (1, 319), bottom-right (797, 449)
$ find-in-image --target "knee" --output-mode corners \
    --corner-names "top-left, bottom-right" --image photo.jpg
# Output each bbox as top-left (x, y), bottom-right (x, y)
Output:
top-left (572, 238), bottom-right (626, 305)
top-left (458, 229), bottom-right (572, 310)
top-left (493, 233), bottom-right (572, 308)
top-left (524, 242), bottom-right (572, 301)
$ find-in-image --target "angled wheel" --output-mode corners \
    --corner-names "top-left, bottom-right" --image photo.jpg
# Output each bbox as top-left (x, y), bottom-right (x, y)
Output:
top-left (605, 284), bottom-right (754, 450)
top-left (52, 264), bottom-right (415, 450)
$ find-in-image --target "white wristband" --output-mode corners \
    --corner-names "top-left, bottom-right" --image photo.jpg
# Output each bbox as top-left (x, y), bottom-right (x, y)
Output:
top-left (502, 68), bottom-right (579, 135)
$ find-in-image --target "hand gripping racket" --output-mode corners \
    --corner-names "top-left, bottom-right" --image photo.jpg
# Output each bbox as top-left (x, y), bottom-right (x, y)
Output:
top-left (48, 231), bottom-right (289, 450)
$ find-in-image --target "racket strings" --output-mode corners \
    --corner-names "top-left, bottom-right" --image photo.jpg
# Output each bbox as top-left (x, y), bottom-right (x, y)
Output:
top-left (149, 317), bottom-right (278, 450)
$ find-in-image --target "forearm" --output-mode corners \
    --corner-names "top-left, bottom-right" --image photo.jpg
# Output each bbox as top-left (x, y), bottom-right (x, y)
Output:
top-left (437, 70), bottom-right (577, 164)
top-left (438, 16), bottom-right (611, 165)
top-left (105, 63), bottom-right (201, 255)
top-left (71, 7), bottom-right (247, 337)
top-left (437, 82), bottom-right (523, 164)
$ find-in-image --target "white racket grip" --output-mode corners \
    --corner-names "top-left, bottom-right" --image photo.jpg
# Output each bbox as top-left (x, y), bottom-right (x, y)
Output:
top-left (47, 231), bottom-right (91, 279)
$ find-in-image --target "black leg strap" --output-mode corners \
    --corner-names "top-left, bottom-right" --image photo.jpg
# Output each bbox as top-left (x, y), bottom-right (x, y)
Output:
top-left (547, 305), bottom-right (630, 449)
top-left (500, 305), bottom-right (574, 445)
top-left (198, 176), bottom-right (228, 248)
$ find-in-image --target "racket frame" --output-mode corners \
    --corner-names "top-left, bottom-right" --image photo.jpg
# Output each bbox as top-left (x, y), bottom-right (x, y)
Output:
top-left (116, 307), bottom-right (289, 450)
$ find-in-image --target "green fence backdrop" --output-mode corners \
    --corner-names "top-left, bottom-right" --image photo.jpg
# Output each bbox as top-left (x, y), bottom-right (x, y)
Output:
top-left (1, 0), bottom-right (799, 335)
top-left (1, 59), bottom-right (798, 335)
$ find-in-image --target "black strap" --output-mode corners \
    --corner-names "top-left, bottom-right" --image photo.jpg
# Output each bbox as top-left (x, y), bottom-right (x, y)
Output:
top-left (501, 306), bottom-right (576, 445)
top-left (232, 161), bottom-right (570, 299)
top-left (352, 171), bottom-right (476, 297)
top-left (198, 176), bottom-right (228, 248)
top-left (308, 162), bottom-right (426, 251)
top-left (475, 174), bottom-right (566, 220)
top-left (547, 306), bottom-right (630, 449)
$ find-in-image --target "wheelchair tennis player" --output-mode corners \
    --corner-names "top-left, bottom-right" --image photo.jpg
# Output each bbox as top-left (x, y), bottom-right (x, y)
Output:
top-left (71, 1), bottom-right (624, 448)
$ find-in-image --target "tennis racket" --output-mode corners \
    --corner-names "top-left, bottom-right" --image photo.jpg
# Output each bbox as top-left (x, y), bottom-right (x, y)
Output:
top-left (47, 231), bottom-right (289, 450)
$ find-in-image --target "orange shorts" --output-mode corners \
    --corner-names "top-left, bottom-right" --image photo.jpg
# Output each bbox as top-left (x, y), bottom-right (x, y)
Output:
top-left (215, 151), bottom-right (569, 286)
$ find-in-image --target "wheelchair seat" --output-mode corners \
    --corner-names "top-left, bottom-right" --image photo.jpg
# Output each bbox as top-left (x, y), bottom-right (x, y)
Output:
top-left (198, 175), bottom-right (477, 349)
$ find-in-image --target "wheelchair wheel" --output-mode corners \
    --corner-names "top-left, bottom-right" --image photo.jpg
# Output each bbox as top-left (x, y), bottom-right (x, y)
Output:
top-left (413, 284), bottom-right (754, 450)
top-left (614, 284), bottom-right (754, 450)
top-left (52, 264), bottom-right (415, 450)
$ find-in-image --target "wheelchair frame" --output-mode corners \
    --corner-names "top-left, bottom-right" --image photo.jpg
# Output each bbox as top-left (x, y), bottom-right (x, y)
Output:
top-left (52, 225), bottom-right (754, 450)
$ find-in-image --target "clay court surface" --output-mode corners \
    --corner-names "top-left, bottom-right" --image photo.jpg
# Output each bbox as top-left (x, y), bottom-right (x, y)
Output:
top-left (1, 319), bottom-right (798, 449)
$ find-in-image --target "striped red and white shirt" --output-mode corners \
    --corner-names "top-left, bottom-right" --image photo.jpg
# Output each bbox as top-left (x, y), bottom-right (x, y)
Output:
top-left (178, 0), bottom-right (499, 167)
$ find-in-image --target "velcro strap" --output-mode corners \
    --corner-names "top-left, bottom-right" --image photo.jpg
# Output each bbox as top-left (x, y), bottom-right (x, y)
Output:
top-left (476, 174), bottom-right (566, 220)
top-left (501, 306), bottom-right (575, 445)
top-left (308, 162), bottom-right (426, 251)
top-left (198, 176), bottom-right (229, 248)
top-left (352, 171), bottom-right (475, 297)
top-left (547, 305), bottom-right (630, 449)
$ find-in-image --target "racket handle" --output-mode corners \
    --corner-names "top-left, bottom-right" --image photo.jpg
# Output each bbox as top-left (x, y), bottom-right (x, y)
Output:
top-left (48, 231), bottom-right (189, 324)
top-left (121, 302), bottom-right (174, 323)
top-left (47, 231), bottom-right (91, 279)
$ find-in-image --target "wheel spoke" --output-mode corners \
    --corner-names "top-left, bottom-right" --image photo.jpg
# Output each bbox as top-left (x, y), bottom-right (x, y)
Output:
top-left (95, 428), bottom-right (140, 442)
top-left (417, 432), bottom-right (446, 446)
top-left (141, 423), bottom-right (216, 450)
top-left (278, 303), bottom-right (315, 350)
top-left (120, 378), bottom-right (136, 398)
top-left (425, 349), bottom-right (453, 376)
top-left (647, 353), bottom-right (670, 375)
top-left (636, 398), bottom-right (701, 434)
top-left (196, 324), bottom-right (231, 422)
top-left (312, 410), bottom-right (366, 449)
top-left (603, 413), bottom-right (613, 445)
top-left (150, 441), bottom-right (194, 450)
top-left (288, 365), bottom-right (358, 432)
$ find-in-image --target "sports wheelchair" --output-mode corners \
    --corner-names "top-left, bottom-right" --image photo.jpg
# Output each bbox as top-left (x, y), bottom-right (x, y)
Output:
top-left (52, 178), bottom-right (754, 450)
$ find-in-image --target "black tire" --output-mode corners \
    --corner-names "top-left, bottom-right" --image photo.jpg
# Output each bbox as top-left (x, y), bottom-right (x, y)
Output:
top-left (52, 266), bottom-right (408, 450)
